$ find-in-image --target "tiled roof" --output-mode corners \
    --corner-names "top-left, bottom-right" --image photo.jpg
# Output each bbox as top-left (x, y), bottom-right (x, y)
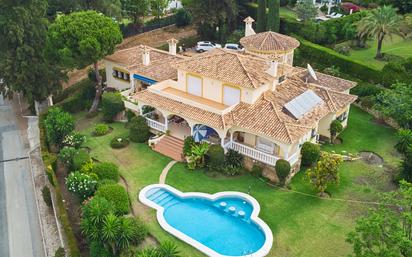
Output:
top-left (134, 76), bottom-right (357, 144)
top-left (105, 45), bottom-right (185, 81)
top-left (175, 49), bottom-right (276, 88)
top-left (294, 68), bottom-right (357, 92)
top-left (240, 31), bottom-right (300, 52)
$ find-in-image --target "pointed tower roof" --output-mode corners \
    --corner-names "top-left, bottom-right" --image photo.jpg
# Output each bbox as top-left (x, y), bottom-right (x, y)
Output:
top-left (240, 31), bottom-right (300, 53)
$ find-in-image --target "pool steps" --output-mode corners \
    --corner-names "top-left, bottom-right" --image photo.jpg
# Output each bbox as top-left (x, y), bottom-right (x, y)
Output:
top-left (147, 188), bottom-right (249, 220)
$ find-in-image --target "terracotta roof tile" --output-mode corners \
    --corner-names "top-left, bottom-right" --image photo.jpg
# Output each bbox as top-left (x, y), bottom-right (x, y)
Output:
top-left (240, 31), bottom-right (300, 52)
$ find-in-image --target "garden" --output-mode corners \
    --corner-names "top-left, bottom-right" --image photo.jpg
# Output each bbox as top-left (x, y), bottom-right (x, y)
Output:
top-left (43, 81), bottom-right (409, 257)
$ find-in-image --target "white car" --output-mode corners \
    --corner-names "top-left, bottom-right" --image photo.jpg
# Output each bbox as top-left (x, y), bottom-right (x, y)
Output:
top-left (195, 41), bottom-right (222, 52)
top-left (224, 43), bottom-right (244, 52)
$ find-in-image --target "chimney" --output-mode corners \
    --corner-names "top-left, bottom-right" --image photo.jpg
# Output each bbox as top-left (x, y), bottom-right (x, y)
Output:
top-left (266, 60), bottom-right (278, 77)
top-left (243, 16), bottom-right (256, 37)
top-left (141, 45), bottom-right (150, 66)
top-left (167, 38), bottom-right (178, 55)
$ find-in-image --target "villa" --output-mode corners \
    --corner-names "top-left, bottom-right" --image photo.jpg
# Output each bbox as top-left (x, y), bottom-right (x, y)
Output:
top-left (104, 17), bottom-right (357, 176)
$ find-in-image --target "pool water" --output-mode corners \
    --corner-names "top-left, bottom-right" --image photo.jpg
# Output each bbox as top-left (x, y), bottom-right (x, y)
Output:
top-left (145, 187), bottom-right (266, 256)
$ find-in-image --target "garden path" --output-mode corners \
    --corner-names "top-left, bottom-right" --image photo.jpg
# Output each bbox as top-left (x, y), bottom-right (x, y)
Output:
top-left (159, 160), bottom-right (177, 184)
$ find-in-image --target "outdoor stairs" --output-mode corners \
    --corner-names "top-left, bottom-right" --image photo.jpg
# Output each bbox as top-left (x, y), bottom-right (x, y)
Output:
top-left (147, 189), bottom-right (180, 208)
top-left (152, 135), bottom-right (184, 161)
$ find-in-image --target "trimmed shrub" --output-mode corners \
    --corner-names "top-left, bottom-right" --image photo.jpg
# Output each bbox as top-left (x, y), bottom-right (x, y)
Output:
top-left (275, 159), bottom-right (291, 185)
top-left (94, 162), bottom-right (119, 182)
top-left (251, 164), bottom-right (263, 177)
top-left (80, 161), bottom-right (95, 174)
top-left (93, 123), bottom-right (110, 136)
top-left (101, 92), bottom-right (125, 122)
top-left (95, 184), bottom-right (130, 215)
top-left (62, 131), bottom-right (86, 149)
top-left (66, 171), bottom-right (98, 201)
top-left (129, 116), bottom-right (150, 143)
top-left (110, 137), bottom-right (129, 149)
top-left (58, 146), bottom-right (77, 168)
top-left (175, 8), bottom-right (192, 27)
top-left (44, 107), bottom-right (75, 147)
top-left (301, 142), bottom-right (320, 167)
top-left (72, 149), bottom-right (91, 171)
top-left (183, 136), bottom-right (196, 156)
top-left (223, 149), bottom-right (244, 176)
top-left (54, 247), bottom-right (66, 257)
top-left (207, 145), bottom-right (225, 171)
top-left (41, 186), bottom-right (52, 207)
top-left (97, 179), bottom-right (116, 188)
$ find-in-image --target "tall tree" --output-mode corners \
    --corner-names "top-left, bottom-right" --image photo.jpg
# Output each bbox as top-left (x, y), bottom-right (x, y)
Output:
top-left (82, 0), bottom-right (122, 20)
top-left (267, 0), bottom-right (280, 32)
top-left (347, 180), bottom-right (412, 257)
top-left (0, 0), bottom-right (64, 104)
top-left (46, 11), bottom-right (122, 113)
top-left (183, 0), bottom-right (238, 41)
top-left (356, 5), bottom-right (402, 59)
top-left (121, 0), bottom-right (150, 24)
top-left (256, 0), bottom-right (266, 32)
top-left (295, 0), bottom-right (317, 21)
top-left (150, 0), bottom-right (171, 21)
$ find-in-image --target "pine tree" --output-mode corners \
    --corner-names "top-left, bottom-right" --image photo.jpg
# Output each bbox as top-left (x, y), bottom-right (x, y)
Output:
top-left (0, 0), bottom-right (64, 103)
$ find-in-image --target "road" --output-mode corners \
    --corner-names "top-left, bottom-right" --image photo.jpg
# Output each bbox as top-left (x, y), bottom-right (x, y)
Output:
top-left (0, 98), bottom-right (45, 257)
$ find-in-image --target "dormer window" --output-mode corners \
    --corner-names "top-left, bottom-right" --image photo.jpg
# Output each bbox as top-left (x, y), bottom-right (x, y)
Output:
top-left (278, 75), bottom-right (285, 83)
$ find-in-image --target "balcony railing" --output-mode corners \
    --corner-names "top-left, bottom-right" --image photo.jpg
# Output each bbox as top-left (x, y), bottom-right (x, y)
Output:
top-left (124, 100), bottom-right (139, 112)
top-left (224, 140), bottom-right (301, 167)
top-left (225, 141), bottom-right (279, 166)
top-left (145, 117), bottom-right (166, 132)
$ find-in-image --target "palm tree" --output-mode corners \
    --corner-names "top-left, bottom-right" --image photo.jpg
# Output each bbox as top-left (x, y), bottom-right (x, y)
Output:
top-left (101, 213), bottom-right (121, 256)
top-left (395, 129), bottom-right (412, 154)
top-left (357, 5), bottom-right (402, 59)
top-left (158, 241), bottom-right (181, 257)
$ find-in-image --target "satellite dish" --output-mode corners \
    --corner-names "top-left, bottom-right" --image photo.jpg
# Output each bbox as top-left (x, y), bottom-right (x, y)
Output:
top-left (307, 64), bottom-right (318, 81)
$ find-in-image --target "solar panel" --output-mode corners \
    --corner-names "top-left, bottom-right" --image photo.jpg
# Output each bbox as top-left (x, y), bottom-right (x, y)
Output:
top-left (284, 90), bottom-right (323, 119)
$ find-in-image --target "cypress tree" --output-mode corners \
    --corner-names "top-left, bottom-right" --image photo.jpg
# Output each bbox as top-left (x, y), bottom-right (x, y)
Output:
top-left (267, 0), bottom-right (280, 32)
top-left (256, 0), bottom-right (267, 32)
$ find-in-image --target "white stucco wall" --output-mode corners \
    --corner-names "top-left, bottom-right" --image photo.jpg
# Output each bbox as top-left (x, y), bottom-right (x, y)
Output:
top-left (318, 113), bottom-right (336, 138)
top-left (105, 60), bottom-right (132, 90)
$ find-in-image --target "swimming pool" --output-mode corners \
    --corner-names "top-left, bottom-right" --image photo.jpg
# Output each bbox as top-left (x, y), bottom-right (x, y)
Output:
top-left (139, 184), bottom-right (273, 257)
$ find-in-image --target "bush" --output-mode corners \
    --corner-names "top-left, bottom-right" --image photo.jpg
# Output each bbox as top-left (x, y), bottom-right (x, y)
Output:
top-left (333, 44), bottom-right (351, 56)
top-left (102, 92), bottom-right (125, 122)
top-left (125, 109), bottom-right (136, 121)
top-left (330, 120), bottom-right (343, 142)
top-left (301, 142), bottom-right (320, 167)
top-left (95, 184), bottom-right (130, 215)
top-left (275, 159), bottom-right (291, 185)
top-left (41, 186), bottom-right (52, 207)
top-left (59, 94), bottom-right (86, 113)
top-left (72, 149), bottom-right (91, 171)
top-left (66, 171), bottom-right (98, 201)
top-left (44, 107), bottom-right (75, 147)
top-left (93, 123), bottom-right (110, 136)
top-left (54, 247), bottom-right (66, 257)
top-left (110, 137), bottom-right (129, 149)
top-left (97, 179), bottom-right (116, 188)
top-left (58, 146), bottom-right (77, 168)
top-left (94, 162), bottom-right (119, 182)
top-left (207, 145), bottom-right (225, 171)
top-left (351, 83), bottom-right (383, 97)
top-left (359, 95), bottom-right (376, 109)
top-left (251, 164), bottom-right (263, 177)
top-left (183, 136), bottom-right (196, 156)
top-left (80, 161), bottom-right (95, 174)
top-left (62, 131), bottom-right (86, 149)
top-left (175, 8), bottom-right (192, 27)
top-left (89, 241), bottom-right (113, 257)
top-left (223, 149), bottom-right (244, 176)
top-left (129, 116), bottom-right (150, 143)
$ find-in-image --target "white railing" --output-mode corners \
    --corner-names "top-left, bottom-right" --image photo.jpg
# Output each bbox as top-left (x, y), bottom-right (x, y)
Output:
top-left (287, 150), bottom-right (300, 166)
top-left (145, 117), bottom-right (166, 132)
top-left (226, 141), bottom-right (279, 166)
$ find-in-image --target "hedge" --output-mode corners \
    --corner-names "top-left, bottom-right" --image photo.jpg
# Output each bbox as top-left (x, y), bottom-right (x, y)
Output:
top-left (296, 38), bottom-right (382, 84)
top-left (95, 184), bottom-right (130, 215)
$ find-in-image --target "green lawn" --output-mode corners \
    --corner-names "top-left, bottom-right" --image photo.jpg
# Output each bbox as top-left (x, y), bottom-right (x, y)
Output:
top-left (76, 106), bottom-right (400, 257)
top-left (347, 36), bottom-right (412, 70)
top-left (280, 7), bottom-right (298, 19)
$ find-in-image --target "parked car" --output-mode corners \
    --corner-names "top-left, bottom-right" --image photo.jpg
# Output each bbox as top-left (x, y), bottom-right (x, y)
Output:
top-left (224, 43), bottom-right (244, 52)
top-left (195, 41), bottom-right (222, 52)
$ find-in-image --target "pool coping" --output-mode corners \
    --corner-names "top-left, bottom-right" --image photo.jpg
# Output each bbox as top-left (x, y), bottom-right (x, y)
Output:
top-left (139, 184), bottom-right (273, 257)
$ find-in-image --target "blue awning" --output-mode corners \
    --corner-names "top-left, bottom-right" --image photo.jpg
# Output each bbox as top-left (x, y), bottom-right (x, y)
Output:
top-left (133, 74), bottom-right (157, 85)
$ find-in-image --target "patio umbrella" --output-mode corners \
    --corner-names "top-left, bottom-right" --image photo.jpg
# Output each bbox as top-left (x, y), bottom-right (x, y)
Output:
top-left (192, 125), bottom-right (209, 142)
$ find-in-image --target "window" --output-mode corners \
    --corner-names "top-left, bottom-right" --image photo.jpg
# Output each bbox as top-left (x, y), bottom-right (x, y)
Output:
top-left (256, 137), bottom-right (276, 154)
top-left (337, 111), bottom-right (348, 122)
top-left (311, 128), bottom-right (317, 138)
top-left (112, 68), bottom-right (130, 82)
top-left (223, 85), bottom-right (241, 106)
top-left (278, 75), bottom-right (286, 83)
top-left (187, 75), bottom-right (202, 96)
